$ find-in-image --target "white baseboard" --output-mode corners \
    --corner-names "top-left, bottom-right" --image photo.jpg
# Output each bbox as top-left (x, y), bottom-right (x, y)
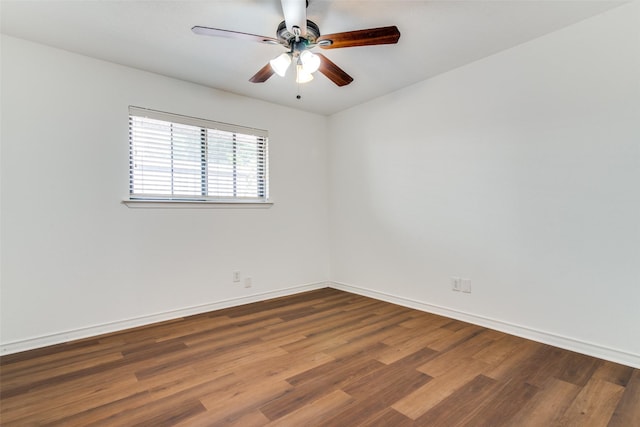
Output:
top-left (329, 281), bottom-right (640, 369)
top-left (4, 281), bottom-right (639, 369)
top-left (0, 281), bottom-right (328, 356)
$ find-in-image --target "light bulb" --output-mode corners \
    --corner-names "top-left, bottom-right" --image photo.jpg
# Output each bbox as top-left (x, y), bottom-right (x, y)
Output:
top-left (296, 64), bottom-right (314, 84)
top-left (300, 50), bottom-right (321, 74)
top-left (269, 53), bottom-right (291, 77)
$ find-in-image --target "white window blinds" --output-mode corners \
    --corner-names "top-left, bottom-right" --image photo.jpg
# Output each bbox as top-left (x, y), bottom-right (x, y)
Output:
top-left (128, 107), bottom-right (268, 202)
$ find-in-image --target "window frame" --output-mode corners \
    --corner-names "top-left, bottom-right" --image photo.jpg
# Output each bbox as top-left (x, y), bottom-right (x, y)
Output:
top-left (124, 107), bottom-right (272, 209)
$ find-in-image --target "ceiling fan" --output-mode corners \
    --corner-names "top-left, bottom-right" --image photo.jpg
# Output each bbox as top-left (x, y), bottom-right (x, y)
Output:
top-left (192, 0), bottom-right (400, 87)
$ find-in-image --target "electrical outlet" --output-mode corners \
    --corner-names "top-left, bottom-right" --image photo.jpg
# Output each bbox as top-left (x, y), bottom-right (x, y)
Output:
top-left (451, 277), bottom-right (461, 292)
top-left (462, 279), bottom-right (472, 293)
top-left (244, 277), bottom-right (252, 288)
top-left (233, 271), bottom-right (241, 282)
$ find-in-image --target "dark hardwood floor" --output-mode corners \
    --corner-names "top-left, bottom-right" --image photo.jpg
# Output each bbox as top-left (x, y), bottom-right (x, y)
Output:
top-left (1, 288), bottom-right (638, 426)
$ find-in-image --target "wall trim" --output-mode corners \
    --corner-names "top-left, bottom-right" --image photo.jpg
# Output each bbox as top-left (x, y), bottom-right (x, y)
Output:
top-left (0, 281), bottom-right (328, 356)
top-left (3, 280), bottom-right (638, 369)
top-left (328, 281), bottom-right (640, 369)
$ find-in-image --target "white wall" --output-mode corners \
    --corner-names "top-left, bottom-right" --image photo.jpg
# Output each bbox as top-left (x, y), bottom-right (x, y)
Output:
top-left (328, 2), bottom-right (640, 366)
top-left (0, 35), bottom-right (330, 351)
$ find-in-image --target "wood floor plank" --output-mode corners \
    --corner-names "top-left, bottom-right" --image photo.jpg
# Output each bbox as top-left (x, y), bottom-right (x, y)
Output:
top-left (226, 409), bottom-right (272, 427)
top-left (0, 350), bottom-right (124, 390)
top-left (265, 389), bottom-right (355, 426)
top-left (415, 329), bottom-right (497, 376)
top-left (260, 353), bottom-right (384, 420)
top-left (463, 378), bottom-right (540, 426)
top-left (336, 309), bottom-right (415, 343)
top-left (472, 333), bottom-right (524, 366)
top-left (592, 360), bottom-right (634, 387)
top-left (318, 398), bottom-right (401, 427)
top-left (398, 312), bottom-right (453, 330)
top-left (559, 378), bottom-right (625, 426)
top-left (140, 369), bottom-right (239, 403)
top-left (50, 372), bottom-right (239, 426)
top-left (608, 369), bottom-right (640, 426)
top-left (506, 378), bottom-right (582, 427)
top-left (484, 339), bottom-right (547, 381)
top-left (232, 350), bottom-right (335, 384)
top-left (192, 342), bottom-right (289, 377)
top-left (1, 288), bottom-right (637, 426)
top-left (0, 338), bottom-right (104, 367)
top-left (414, 374), bottom-right (498, 426)
top-left (0, 341), bottom-right (122, 382)
top-left (94, 397), bottom-right (206, 427)
top-left (506, 344), bottom-right (571, 388)
top-left (198, 378), bottom-right (294, 424)
top-left (317, 348), bottom-right (437, 426)
top-left (263, 304), bottom-right (372, 342)
top-left (0, 371), bottom-right (144, 425)
top-left (376, 326), bottom-right (452, 365)
top-left (361, 408), bottom-right (416, 427)
top-left (344, 347), bottom-right (436, 399)
top-left (426, 323), bottom-right (483, 352)
top-left (259, 357), bottom-right (383, 420)
top-left (286, 344), bottom-right (386, 388)
top-left (554, 350), bottom-right (603, 387)
top-left (393, 357), bottom-right (491, 419)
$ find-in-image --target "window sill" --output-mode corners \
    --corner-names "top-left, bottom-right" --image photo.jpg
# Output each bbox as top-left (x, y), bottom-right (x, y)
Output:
top-left (122, 199), bottom-right (274, 209)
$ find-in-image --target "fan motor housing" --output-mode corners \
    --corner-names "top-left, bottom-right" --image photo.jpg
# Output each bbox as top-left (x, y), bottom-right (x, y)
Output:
top-left (277, 20), bottom-right (321, 46)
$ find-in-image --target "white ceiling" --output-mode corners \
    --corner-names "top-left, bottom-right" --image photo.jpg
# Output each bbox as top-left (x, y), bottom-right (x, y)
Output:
top-left (0, 0), bottom-right (625, 115)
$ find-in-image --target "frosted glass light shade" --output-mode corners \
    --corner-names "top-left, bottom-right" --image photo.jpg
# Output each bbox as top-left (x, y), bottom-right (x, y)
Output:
top-left (296, 65), bottom-right (314, 83)
top-left (300, 51), bottom-right (321, 73)
top-left (270, 53), bottom-right (291, 77)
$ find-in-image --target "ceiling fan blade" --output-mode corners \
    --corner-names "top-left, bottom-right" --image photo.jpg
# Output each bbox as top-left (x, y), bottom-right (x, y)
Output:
top-left (192, 26), bottom-right (281, 45)
top-left (317, 26), bottom-right (401, 49)
top-left (281, 0), bottom-right (307, 36)
top-left (316, 54), bottom-right (353, 87)
top-left (249, 63), bottom-right (275, 83)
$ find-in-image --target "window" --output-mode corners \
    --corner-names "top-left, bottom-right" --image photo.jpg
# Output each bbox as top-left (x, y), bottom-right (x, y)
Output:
top-left (128, 107), bottom-right (268, 204)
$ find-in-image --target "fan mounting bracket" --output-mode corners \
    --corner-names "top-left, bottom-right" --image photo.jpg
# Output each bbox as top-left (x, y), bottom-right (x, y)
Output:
top-left (277, 20), bottom-right (321, 47)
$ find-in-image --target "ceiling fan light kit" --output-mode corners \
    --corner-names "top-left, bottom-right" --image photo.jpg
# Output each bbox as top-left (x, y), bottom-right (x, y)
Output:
top-left (270, 53), bottom-right (292, 77)
top-left (300, 50), bottom-right (321, 74)
top-left (192, 0), bottom-right (400, 90)
top-left (296, 64), bottom-right (314, 84)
